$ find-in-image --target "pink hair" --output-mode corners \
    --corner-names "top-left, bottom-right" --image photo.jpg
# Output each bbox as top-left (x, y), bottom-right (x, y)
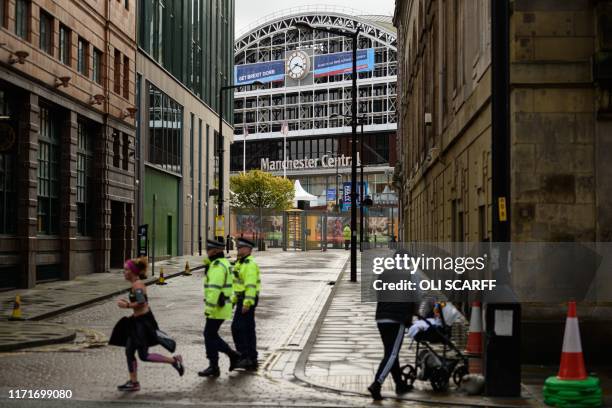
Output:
top-left (124, 259), bottom-right (140, 275)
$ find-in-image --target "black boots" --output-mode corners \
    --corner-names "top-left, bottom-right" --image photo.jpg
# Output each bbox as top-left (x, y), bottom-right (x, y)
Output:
top-left (368, 381), bottom-right (383, 401)
top-left (198, 365), bottom-right (220, 377)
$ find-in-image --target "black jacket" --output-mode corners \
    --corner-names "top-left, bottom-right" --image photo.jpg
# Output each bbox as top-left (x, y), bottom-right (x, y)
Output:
top-left (375, 301), bottom-right (415, 326)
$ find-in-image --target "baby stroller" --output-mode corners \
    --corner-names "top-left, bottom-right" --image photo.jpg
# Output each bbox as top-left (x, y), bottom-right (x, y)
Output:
top-left (400, 301), bottom-right (469, 391)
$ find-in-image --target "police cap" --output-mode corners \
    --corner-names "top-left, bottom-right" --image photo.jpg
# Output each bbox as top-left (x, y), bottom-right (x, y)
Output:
top-left (206, 239), bottom-right (225, 249)
top-left (236, 237), bottom-right (255, 249)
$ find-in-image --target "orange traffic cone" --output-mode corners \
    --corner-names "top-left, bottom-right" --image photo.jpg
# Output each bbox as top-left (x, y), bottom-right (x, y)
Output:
top-left (183, 261), bottom-right (192, 276)
top-left (465, 301), bottom-right (483, 374)
top-left (557, 301), bottom-right (587, 381)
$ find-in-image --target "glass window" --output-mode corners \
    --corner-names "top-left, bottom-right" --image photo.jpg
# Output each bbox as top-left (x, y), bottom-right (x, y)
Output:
top-left (123, 56), bottom-right (130, 98)
top-left (15, 0), bottom-right (29, 40)
top-left (37, 107), bottom-right (60, 235)
top-left (59, 25), bottom-right (71, 65)
top-left (76, 120), bottom-right (94, 236)
top-left (147, 82), bottom-right (183, 174)
top-left (0, 90), bottom-right (17, 234)
top-left (93, 48), bottom-right (102, 84)
top-left (114, 49), bottom-right (121, 93)
top-left (0, 0), bottom-right (6, 28)
top-left (39, 10), bottom-right (52, 54)
top-left (77, 37), bottom-right (89, 76)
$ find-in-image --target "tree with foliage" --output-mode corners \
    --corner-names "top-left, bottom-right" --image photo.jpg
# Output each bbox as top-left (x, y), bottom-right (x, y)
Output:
top-left (230, 170), bottom-right (294, 210)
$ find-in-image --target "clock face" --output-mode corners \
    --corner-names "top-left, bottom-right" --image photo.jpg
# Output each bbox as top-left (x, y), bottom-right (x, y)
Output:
top-left (286, 51), bottom-right (310, 80)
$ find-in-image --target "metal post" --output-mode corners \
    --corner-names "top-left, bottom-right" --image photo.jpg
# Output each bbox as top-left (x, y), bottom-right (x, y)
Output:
top-left (349, 30), bottom-right (359, 283)
top-left (151, 194), bottom-right (156, 277)
top-left (218, 90), bottom-right (224, 225)
top-left (359, 122), bottom-right (364, 252)
top-left (485, 0), bottom-right (520, 398)
top-left (335, 152), bottom-right (339, 211)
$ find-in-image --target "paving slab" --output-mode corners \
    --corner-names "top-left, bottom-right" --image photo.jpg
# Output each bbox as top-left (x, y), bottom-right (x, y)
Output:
top-left (295, 260), bottom-right (543, 407)
top-left (0, 254), bottom-right (207, 321)
top-left (0, 321), bottom-right (76, 352)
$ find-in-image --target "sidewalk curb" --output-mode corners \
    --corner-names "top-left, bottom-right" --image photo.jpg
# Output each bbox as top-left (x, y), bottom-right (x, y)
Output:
top-left (0, 322), bottom-right (77, 352)
top-left (23, 265), bottom-right (205, 321)
top-left (292, 265), bottom-right (534, 408)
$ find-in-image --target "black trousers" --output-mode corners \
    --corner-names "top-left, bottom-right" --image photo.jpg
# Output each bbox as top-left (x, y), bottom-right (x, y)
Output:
top-left (203, 318), bottom-right (235, 365)
top-left (374, 322), bottom-right (405, 385)
top-left (345, 239), bottom-right (350, 250)
top-left (231, 297), bottom-right (258, 361)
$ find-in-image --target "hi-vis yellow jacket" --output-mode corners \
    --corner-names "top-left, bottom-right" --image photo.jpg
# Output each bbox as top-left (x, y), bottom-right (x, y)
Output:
top-left (203, 257), bottom-right (233, 320)
top-left (231, 255), bottom-right (261, 308)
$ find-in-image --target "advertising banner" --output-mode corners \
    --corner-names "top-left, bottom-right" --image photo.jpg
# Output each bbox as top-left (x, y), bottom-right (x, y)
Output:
top-left (341, 182), bottom-right (368, 211)
top-left (326, 188), bottom-right (336, 202)
top-left (313, 48), bottom-right (375, 78)
top-left (234, 60), bottom-right (285, 85)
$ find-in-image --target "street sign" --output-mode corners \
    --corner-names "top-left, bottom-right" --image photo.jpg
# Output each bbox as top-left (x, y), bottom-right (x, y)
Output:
top-left (215, 215), bottom-right (225, 237)
top-left (137, 224), bottom-right (148, 257)
top-left (498, 197), bottom-right (507, 222)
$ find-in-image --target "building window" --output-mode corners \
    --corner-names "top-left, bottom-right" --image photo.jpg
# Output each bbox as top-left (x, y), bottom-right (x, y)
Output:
top-left (0, 0), bottom-right (6, 28)
top-left (39, 10), bottom-right (53, 54)
top-left (112, 130), bottom-right (120, 168)
top-left (15, 0), bottom-right (29, 40)
top-left (147, 82), bottom-right (183, 174)
top-left (93, 48), bottom-right (102, 84)
top-left (122, 133), bottom-right (129, 170)
top-left (37, 107), bottom-right (60, 235)
top-left (123, 55), bottom-right (130, 98)
top-left (114, 49), bottom-right (121, 93)
top-left (76, 120), bottom-right (93, 236)
top-left (0, 91), bottom-right (17, 235)
top-left (59, 24), bottom-right (71, 65)
top-left (77, 37), bottom-right (89, 76)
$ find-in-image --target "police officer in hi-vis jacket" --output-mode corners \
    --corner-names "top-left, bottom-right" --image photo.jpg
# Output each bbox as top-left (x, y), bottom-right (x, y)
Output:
top-left (198, 239), bottom-right (241, 377)
top-left (231, 237), bottom-right (261, 370)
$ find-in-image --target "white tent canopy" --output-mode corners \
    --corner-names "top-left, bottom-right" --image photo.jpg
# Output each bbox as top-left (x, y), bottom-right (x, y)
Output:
top-left (293, 179), bottom-right (317, 207)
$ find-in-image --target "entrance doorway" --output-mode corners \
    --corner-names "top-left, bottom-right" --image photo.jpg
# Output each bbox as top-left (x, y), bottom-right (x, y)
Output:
top-left (110, 201), bottom-right (126, 268)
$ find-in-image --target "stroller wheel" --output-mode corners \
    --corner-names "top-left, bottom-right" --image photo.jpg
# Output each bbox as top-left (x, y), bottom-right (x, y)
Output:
top-left (400, 364), bottom-right (416, 386)
top-left (453, 365), bottom-right (469, 386)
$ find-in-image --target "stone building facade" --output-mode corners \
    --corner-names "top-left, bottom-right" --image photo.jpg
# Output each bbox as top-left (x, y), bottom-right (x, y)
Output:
top-left (0, 0), bottom-right (137, 288)
top-left (393, 0), bottom-right (612, 362)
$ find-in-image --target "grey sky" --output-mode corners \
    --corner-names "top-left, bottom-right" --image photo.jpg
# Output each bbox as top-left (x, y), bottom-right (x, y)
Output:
top-left (235, 0), bottom-right (395, 35)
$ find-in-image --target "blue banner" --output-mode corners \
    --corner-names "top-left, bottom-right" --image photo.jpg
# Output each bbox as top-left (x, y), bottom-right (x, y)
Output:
top-left (313, 49), bottom-right (375, 78)
top-left (234, 60), bottom-right (285, 85)
top-left (326, 188), bottom-right (336, 202)
top-left (341, 182), bottom-right (368, 211)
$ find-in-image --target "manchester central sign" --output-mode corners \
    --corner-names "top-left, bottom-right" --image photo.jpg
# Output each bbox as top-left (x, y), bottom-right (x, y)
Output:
top-left (261, 154), bottom-right (360, 172)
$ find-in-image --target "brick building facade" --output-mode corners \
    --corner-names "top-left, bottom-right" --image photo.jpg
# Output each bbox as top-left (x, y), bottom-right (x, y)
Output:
top-left (0, 0), bottom-right (137, 288)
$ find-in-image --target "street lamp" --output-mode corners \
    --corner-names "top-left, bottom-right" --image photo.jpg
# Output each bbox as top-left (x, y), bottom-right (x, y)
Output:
top-left (330, 113), bottom-right (367, 252)
top-left (217, 80), bottom-right (264, 240)
top-left (296, 21), bottom-right (362, 282)
top-left (325, 150), bottom-right (341, 213)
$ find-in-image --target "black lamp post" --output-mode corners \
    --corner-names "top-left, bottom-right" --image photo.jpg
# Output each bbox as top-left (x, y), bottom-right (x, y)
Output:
top-left (217, 80), bottom-right (264, 241)
top-left (296, 21), bottom-right (362, 282)
top-left (330, 113), bottom-right (366, 251)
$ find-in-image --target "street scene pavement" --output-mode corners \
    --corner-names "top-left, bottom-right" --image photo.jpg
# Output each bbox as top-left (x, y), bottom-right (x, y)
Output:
top-left (0, 249), bottom-right (425, 408)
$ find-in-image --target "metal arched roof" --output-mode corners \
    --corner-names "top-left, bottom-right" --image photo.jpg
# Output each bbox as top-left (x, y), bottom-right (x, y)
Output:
top-left (235, 5), bottom-right (397, 55)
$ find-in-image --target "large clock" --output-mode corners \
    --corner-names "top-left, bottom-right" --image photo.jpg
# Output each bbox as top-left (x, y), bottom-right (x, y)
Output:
top-left (286, 50), bottom-right (310, 80)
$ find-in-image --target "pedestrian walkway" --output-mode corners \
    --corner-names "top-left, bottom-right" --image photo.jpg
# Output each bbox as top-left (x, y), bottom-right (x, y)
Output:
top-left (297, 262), bottom-right (536, 407)
top-left (0, 254), bottom-right (206, 351)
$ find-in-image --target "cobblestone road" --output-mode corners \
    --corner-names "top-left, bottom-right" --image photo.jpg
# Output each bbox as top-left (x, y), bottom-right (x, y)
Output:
top-left (0, 250), bottom-right (425, 407)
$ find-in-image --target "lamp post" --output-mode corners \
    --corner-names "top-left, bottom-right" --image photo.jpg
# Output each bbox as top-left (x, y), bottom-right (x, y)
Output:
top-left (218, 81), bottom-right (264, 241)
top-left (296, 21), bottom-right (361, 282)
top-left (330, 113), bottom-right (366, 251)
